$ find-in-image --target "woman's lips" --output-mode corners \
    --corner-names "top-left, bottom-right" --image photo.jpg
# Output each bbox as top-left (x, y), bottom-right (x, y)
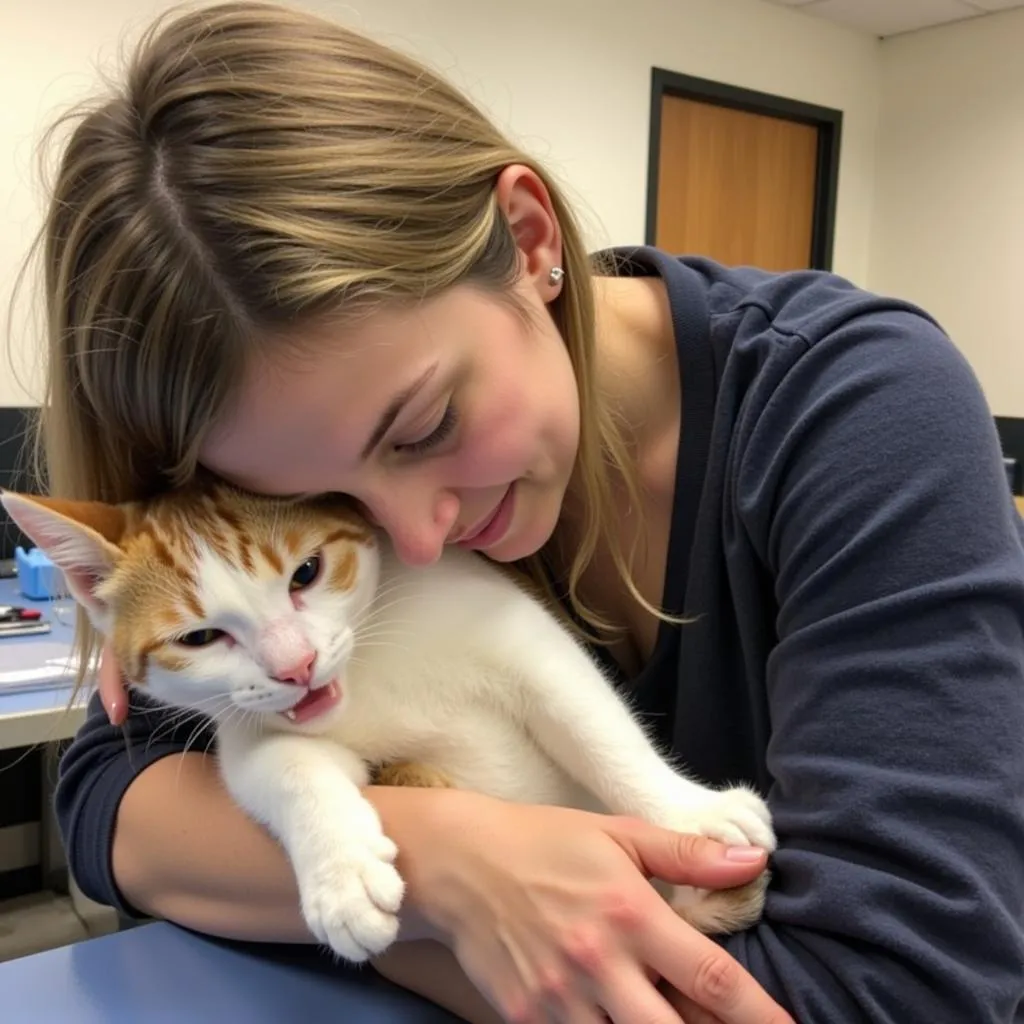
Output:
top-left (457, 485), bottom-right (515, 551)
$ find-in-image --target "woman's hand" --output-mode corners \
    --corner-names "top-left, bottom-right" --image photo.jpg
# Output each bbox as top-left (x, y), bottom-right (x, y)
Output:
top-left (382, 787), bottom-right (792, 1024)
top-left (98, 642), bottom-right (129, 725)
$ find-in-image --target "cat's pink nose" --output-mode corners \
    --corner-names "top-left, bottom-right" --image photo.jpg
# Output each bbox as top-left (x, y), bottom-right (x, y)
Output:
top-left (273, 651), bottom-right (316, 686)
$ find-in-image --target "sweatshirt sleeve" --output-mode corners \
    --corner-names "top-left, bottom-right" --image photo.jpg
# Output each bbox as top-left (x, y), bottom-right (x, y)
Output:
top-left (54, 689), bottom-right (215, 915)
top-left (722, 307), bottom-right (1024, 1021)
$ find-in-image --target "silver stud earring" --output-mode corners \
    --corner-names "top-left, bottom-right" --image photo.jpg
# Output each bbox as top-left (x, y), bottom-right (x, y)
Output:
top-left (548, 266), bottom-right (565, 286)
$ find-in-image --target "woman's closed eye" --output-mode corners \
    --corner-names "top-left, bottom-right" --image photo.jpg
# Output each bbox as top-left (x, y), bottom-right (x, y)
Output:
top-left (394, 401), bottom-right (459, 456)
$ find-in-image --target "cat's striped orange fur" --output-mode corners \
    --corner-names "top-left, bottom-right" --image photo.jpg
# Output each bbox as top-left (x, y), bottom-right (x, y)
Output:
top-left (13, 480), bottom-right (372, 688)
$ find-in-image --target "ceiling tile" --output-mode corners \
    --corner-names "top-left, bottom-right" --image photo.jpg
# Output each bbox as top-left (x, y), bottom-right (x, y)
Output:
top-left (963, 0), bottom-right (1024, 10)
top-left (797, 0), bottom-right (983, 37)
top-left (758, 0), bottom-right (1024, 35)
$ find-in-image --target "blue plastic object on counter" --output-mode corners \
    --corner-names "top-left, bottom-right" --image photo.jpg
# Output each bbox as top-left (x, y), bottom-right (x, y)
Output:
top-left (14, 546), bottom-right (63, 600)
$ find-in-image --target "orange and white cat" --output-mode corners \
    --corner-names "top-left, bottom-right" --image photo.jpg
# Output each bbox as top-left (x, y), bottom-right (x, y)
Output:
top-left (2, 483), bottom-right (774, 962)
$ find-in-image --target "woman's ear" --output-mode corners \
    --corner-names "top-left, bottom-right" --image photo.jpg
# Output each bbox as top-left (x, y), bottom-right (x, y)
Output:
top-left (495, 164), bottom-right (564, 302)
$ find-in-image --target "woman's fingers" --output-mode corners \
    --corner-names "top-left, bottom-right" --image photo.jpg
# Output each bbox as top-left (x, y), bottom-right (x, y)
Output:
top-left (539, 989), bottom-right (609, 1024)
top-left (457, 907), bottom-right (676, 1024)
top-left (598, 961), bottom-right (684, 1024)
top-left (641, 907), bottom-right (793, 1024)
top-left (98, 642), bottom-right (128, 725)
top-left (660, 985), bottom-right (725, 1024)
top-left (608, 818), bottom-right (769, 892)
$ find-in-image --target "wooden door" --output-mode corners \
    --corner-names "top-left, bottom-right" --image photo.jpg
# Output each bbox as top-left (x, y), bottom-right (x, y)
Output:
top-left (654, 94), bottom-right (820, 271)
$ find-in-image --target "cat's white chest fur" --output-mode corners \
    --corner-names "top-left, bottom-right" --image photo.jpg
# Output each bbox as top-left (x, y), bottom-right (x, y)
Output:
top-left (321, 548), bottom-right (598, 810)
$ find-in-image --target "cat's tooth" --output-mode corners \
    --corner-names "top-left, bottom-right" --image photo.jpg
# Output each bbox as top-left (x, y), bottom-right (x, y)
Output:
top-left (285, 709), bottom-right (297, 721)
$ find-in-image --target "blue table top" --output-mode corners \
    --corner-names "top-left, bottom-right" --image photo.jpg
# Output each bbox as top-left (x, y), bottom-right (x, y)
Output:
top-left (0, 922), bottom-right (461, 1023)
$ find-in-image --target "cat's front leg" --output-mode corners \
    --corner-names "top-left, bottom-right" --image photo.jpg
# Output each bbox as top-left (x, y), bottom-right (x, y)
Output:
top-left (216, 726), bottom-right (404, 962)
top-left (489, 611), bottom-right (775, 933)
top-left (487, 604), bottom-right (775, 854)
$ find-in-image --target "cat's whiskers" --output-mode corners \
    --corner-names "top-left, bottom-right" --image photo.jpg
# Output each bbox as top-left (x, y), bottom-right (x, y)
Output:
top-left (353, 616), bottom-right (417, 639)
top-left (368, 574), bottom-right (414, 598)
top-left (172, 700), bottom-right (262, 788)
top-left (180, 709), bottom-right (224, 761)
top-left (139, 693), bottom-right (231, 750)
top-left (364, 589), bottom-right (419, 618)
top-left (172, 716), bottom-right (233, 791)
top-left (348, 645), bottom-right (403, 669)
top-left (352, 628), bottom-right (415, 646)
top-left (356, 607), bottom-right (417, 627)
top-left (352, 630), bottom-right (415, 655)
top-left (145, 691), bottom-right (233, 735)
top-left (349, 642), bottom-right (406, 658)
top-left (367, 584), bottom-right (415, 607)
top-left (364, 587), bottom-right (421, 619)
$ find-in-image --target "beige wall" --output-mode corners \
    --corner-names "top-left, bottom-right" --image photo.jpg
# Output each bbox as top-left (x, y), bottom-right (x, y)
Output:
top-left (871, 8), bottom-right (1024, 417)
top-left (0, 0), bottom-right (881, 405)
top-left (11, 2), bottom-right (1024, 419)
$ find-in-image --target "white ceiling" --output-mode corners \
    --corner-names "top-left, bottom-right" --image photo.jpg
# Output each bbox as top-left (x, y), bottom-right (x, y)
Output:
top-left (761, 0), bottom-right (1024, 38)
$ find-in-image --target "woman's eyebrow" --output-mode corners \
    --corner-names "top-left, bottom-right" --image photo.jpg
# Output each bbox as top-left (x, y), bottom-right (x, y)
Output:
top-left (359, 362), bottom-right (439, 460)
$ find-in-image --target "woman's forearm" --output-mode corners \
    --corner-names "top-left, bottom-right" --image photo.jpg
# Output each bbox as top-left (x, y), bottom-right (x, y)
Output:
top-left (112, 751), bottom-right (313, 941)
top-left (112, 753), bottom-right (492, 1017)
top-left (111, 751), bottom-right (442, 943)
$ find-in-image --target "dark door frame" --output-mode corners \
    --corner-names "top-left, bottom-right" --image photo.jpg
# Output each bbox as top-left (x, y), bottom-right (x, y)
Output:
top-left (645, 68), bottom-right (843, 271)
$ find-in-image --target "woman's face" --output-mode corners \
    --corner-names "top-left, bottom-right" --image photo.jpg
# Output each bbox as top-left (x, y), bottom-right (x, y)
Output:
top-left (201, 277), bottom-right (580, 567)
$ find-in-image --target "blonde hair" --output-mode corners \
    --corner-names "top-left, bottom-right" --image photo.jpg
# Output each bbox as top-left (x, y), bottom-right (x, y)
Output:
top-left (21, 1), bottom-right (655, 669)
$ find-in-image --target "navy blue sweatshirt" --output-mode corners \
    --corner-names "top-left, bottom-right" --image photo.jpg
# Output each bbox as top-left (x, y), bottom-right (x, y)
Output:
top-left (55, 247), bottom-right (1024, 1021)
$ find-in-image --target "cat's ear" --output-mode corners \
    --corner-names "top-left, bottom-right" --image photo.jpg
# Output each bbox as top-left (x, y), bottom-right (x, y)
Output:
top-left (0, 491), bottom-right (127, 620)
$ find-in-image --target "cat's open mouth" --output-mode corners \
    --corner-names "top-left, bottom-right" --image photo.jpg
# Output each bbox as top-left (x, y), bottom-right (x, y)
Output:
top-left (283, 680), bottom-right (342, 724)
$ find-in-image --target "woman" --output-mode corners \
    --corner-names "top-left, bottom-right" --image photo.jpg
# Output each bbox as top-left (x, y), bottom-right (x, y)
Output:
top-left (37, 3), bottom-right (1024, 1022)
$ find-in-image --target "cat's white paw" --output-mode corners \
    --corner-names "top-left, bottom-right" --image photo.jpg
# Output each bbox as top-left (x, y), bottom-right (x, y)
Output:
top-left (669, 785), bottom-right (776, 853)
top-left (298, 831), bottom-right (405, 962)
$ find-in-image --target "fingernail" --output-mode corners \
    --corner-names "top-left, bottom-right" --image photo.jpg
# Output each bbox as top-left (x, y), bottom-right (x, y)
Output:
top-left (725, 846), bottom-right (765, 863)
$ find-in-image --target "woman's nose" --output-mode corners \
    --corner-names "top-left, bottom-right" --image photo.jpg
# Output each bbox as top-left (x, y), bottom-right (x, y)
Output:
top-left (373, 490), bottom-right (460, 567)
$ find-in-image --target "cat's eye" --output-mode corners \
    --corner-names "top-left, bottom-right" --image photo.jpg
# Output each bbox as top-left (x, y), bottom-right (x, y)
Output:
top-left (178, 628), bottom-right (226, 648)
top-left (290, 554), bottom-right (322, 592)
